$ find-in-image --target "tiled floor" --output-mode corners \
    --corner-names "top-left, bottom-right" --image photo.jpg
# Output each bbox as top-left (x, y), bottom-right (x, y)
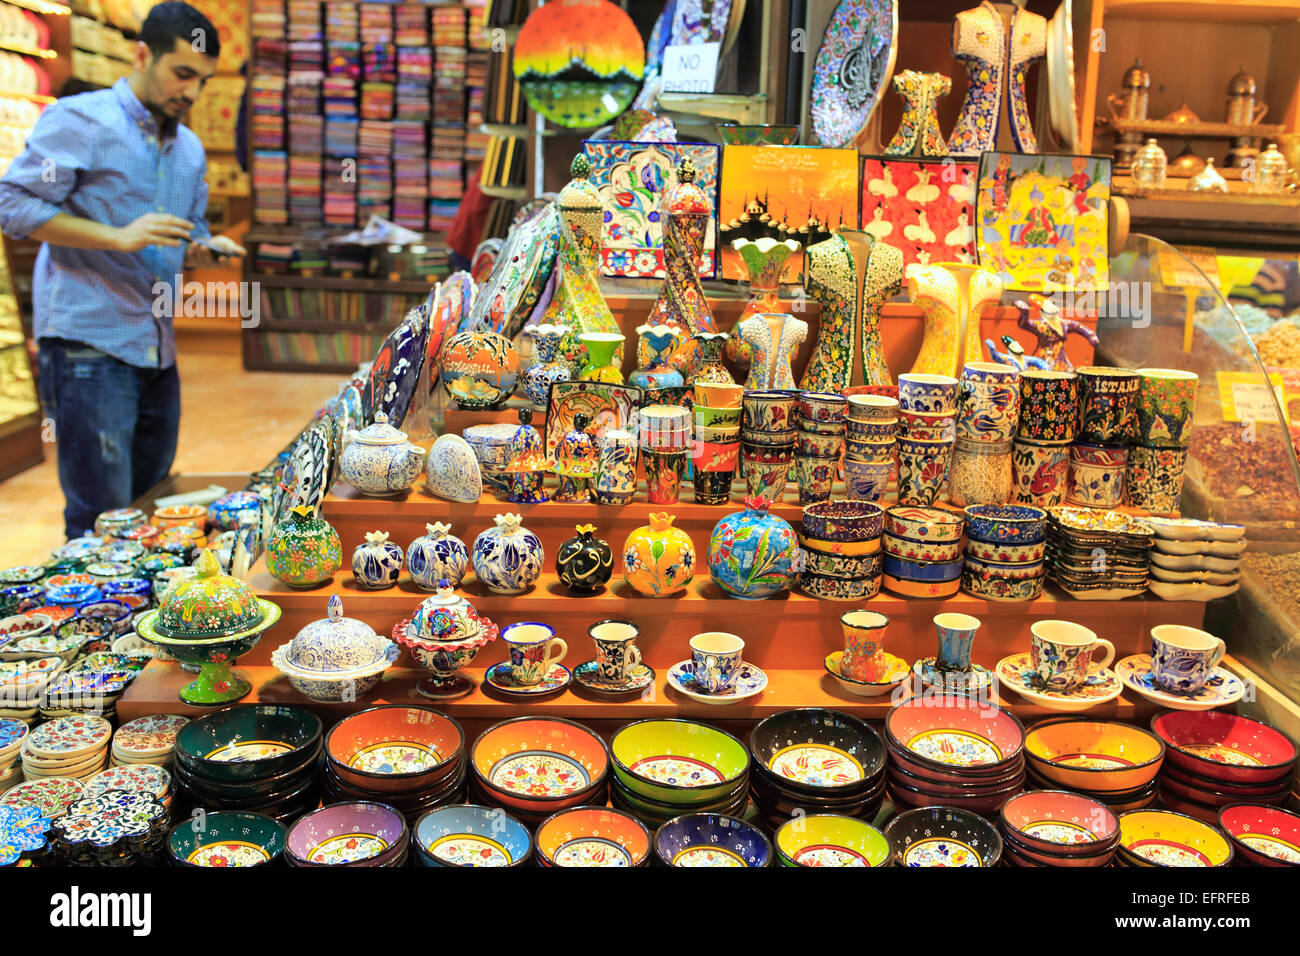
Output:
top-left (0, 338), bottom-right (342, 565)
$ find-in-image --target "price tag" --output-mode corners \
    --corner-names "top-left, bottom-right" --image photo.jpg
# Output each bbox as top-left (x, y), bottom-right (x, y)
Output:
top-left (1158, 245), bottom-right (1220, 290)
top-left (660, 42), bottom-right (720, 94)
top-left (1216, 371), bottom-right (1288, 424)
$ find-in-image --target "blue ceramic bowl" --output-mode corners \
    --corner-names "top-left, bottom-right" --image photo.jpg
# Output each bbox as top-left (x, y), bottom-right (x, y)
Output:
top-left (413, 804), bottom-right (532, 867)
top-left (847, 419), bottom-right (899, 441)
top-left (882, 553), bottom-right (964, 582)
top-left (100, 578), bottom-right (152, 600)
top-left (654, 813), bottom-right (772, 867)
top-left (843, 459), bottom-right (892, 500)
top-left (964, 504), bottom-right (1047, 544)
top-left (45, 583), bottom-right (102, 607)
top-left (0, 585), bottom-right (44, 613)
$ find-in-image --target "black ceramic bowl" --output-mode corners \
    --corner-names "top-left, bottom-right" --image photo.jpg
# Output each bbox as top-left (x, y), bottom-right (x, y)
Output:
top-left (173, 751), bottom-right (323, 803)
top-left (884, 806), bottom-right (1004, 867)
top-left (748, 708), bottom-right (885, 798)
top-left (750, 765), bottom-right (885, 810)
top-left (174, 705), bottom-right (323, 783)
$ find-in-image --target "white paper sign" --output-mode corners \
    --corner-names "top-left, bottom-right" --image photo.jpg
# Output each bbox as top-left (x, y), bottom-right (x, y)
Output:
top-left (660, 42), bottom-right (720, 94)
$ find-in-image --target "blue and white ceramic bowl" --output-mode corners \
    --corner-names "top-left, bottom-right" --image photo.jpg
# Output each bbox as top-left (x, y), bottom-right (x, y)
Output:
top-left (963, 504), bottom-right (1047, 544)
top-left (654, 813), bottom-right (772, 867)
top-left (100, 578), bottom-right (151, 600)
top-left (898, 374), bottom-right (960, 414)
top-left (882, 554), bottom-right (964, 583)
top-left (414, 805), bottom-right (532, 867)
top-left (843, 459), bottom-right (892, 501)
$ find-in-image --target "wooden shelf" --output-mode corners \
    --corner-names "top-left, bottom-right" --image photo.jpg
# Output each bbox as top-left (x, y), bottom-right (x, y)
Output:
top-left (1110, 118), bottom-right (1286, 139)
top-left (251, 319), bottom-right (411, 335)
top-left (1103, 0), bottom-right (1300, 22)
top-left (250, 274), bottom-right (436, 294)
top-left (0, 39), bottom-right (56, 58)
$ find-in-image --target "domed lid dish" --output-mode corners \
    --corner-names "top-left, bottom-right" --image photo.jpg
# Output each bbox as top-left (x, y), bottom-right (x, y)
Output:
top-left (349, 411), bottom-right (409, 446)
top-left (147, 551), bottom-right (279, 640)
top-left (1162, 101), bottom-right (1200, 124)
top-left (409, 581), bottom-right (487, 644)
top-left (284, 595), bottom-right (386, 671)
top-left (558, 154), bottom-right (602, 212)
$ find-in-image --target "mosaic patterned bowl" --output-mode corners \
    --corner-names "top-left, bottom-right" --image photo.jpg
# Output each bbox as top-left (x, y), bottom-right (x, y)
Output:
top-left (610, 772), bottom-right (749, 820)
top-left (773, 814), bottom-right (890, 867)
top-left (885, 806), bottom-right (1003, 867)
top-left (174, 705), bottom-right (323, 784)
top-left (611, 719), bottom-right (750, 805)
top-left (748, 708), bottom-right (884, 798)
top-left (884, 697), bottom-right (1025, 774)
top-left (1024, 718), bottom-right (1164, 793)
top-left (413, 804), bottom-right (532, 867)
top-left (166, 811), bottom-right (285, 867)
top-left (1216, 805), bottom-right (1300, 867)
top-left (285, 801), bottom-right (408, 867)
top-left (1150, 711), bottom-right (1297, 785)
top-left (654, 812), bottom-right (771, 867)
top-left (1117, 809), bottom-right (1233, 868)
top-left (534, 806), bottom-right (650, 867)
top-left (470, 716), bottom-right (609, 812)
top-left (883, 505), bottom-right (965, 543)
top-left (326, 706), bottom-right (465, 794)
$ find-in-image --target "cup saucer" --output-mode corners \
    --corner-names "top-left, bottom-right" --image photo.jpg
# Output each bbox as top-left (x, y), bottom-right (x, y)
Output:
top-left (483, 661), bottom-right (572, 697)
top-left (1115, 655), bottom-right (1244, 712)
top-left (572, 660), bottom-right (656, 696)
top-left (823, 651), bottom-right (909, 698)
top-left (912, 657), bottom-right (993, 692)
top-left (995, 653), bottom-right (1122, 712)
top-left (666, 661), bottom-right (768, 705)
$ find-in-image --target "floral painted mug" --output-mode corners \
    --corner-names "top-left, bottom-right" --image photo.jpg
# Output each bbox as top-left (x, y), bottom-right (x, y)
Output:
top-left (501, 622), bottom-right (568, 685)
top-left (686, 632), bottom-right (744, 694)
top-left (1150, 625), bottom-right (1225, 694)
top-left (1029, 620), bottom-right (1116, 693)
top-left (839, 610), bottom-right (890, 681)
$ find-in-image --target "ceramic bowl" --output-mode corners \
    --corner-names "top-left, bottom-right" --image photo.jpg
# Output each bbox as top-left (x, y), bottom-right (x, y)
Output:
top-left (847, 394), bottom-right (899, 422)
top-left (324, 760), bottom-right (466, 814)
top-left (801, 500), bottom-right (884, 542)
top-left (325, 706), bottom-right (466, 794)
top-left (75, 599), bottom-right (134, 635)
top-left (1000, 828), bottom-right (1116, 867)
top-left (171, 749), bottom-right (321, 802)
top-left (0, 612), bottom-right (51, 645)
top-left (964, 538), bottom-right (1047, 564)
top-left (1159, 771), bottom-right (1291, 810)
top-left (963, 553), bottom-right (1045, 579)
top-left (610, 719), bottom-right (749, 805)
top-left (885, 743), bottom-right (1024, 789)
top-left (882, 505), bottom-right (964, 543)
top-left (413, 804), bottom-right (532, 867)
top-left (654, 812), bottom-right (771, 867)
top-left (285, 801), bottom-right (408, 867)
top-left (610, 770), bottom-right (750, 819)
top-left (999, 789), bottom-right (1120, 855)
top-left (1217, 805), bottom-right (1300, 867)
top-left (748, 709), bottom-right (885, 797)
top-left (166, 811), bottom-right (285, 867)
top-left (772, 814), bottom-right (890, 867)
top-left (1117, 809), bottom-right (1233, 867)
top-left (846, 419), bottom-right (898, 441)
top-left (174, 705), bottom-right (323, 783)
top-left (796, 430), bottom-right (843, 458)
top-left (888, 775), bottom-right (1022, 816)
top-left (741, 427), bottom-right (799, 447)
top-left (798, 391), bottom-right (848, 424)
top-left (899, 407), bottom-right (956, 432)
top-left (1160, 759), bottom-right (1293, 798)
top-left (897, 373), bottom-right (959, 414)
top-left (885, 697), bottom-right (1026, 773)
top-left (1150, 711), bottom-right (1297, 785)
top-left (964, 504), bottom-right (1047, 544)
top-left (534, 806), bottom-right (650, 867)
top-left (886, 758), bottom-right (1026, 795)
top-left (1024, 718), bottom-right (1165, 793)
top-left (801, 547), bottom-right (881, 581)
top-left (470, 716), bottom-right (609, 810)
top-left (45, 583), bottom-right (102, 607)
top-left (882, 534), bottom-right (963, 563)
top-left (881, 553), bottom-right (963, 583)
top-left (845, 437), bottom-right (897, 462)
top-left (885, 806), bottom-right (1003, 867)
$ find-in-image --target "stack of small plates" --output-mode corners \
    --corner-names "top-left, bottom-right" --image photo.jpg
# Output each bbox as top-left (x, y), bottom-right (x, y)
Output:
top-left (39, 651), bottom-right (143, 721)
top-left (21, 715), bottom-right (112, 781)
top-left (997, 790), bottom-right (1121, 867)
top-left (1048, 507), bottom-right (1152, 600)
top-left (284, 802), bottom-right (409, 867)
top-left (52, 788), bottom-right (170, 866)
top-left (0, 656), bottom-right (65, 723)
top-left (1115, 809), bottom-right (1234, 867)
top-left (111, 714), bottom-right (190, 768)
top-left (1024, 717), bottom-right (1164, 813)
top-left (84, 764), bottom-right (173, 816)
top-left (0, 717), bottom-right (27, 789)
top-left (1145, 517), bottom-right (1245, 601)
top-left (0, 776), bottom-right (85, 820)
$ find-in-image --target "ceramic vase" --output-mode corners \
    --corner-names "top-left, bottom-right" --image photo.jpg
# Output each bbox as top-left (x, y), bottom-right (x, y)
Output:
top-left (725, 238), bottom-right (801, 373)
top-left (555, 524), bottom-right (614, 594)
top-left (622, 513), bottom-right (696, 597)
top-left (1011, 439), bottom-right (1069, 507)
top-left (351, 531), bottom-right (403, 590)
top-left (406, 522), bottom-right (470, 590)
top-left (690, 332), bottom-right (734, 385)
top-left (908, 264), bottom-right (1004, 379)
top-left (735, 313), bottom-right (807, 392)
top-left (1125, 445), bottom-right (1187, 513)
top-left (629, 324), bottom-right (685, 391)
top-left (840, 610), bottom-right (892, 681)
top-left (706, 496), bottom-right (799, 600)
top-left (471, 513), bottom-right (544, 595)
top-left (521, 323), bottom-right (572, 407)
top-left (884, 71), bottom-right (951, 156)
top-left (594, 429), bottom-right (638, 505)
top-left (439, 331), bottom-right (520, 410)
top-left (578, 332), bottom-right (626, 384)
top-left (643, 449), bottom-right (687, 505)
top-left (266, 505), bottom-right (342, 589)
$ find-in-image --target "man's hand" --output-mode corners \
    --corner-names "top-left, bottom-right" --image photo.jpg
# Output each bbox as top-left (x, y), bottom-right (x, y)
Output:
top-left (185, 235), bottom-right (247, 268)
top-left (115, 213), bottom-right (194, 252)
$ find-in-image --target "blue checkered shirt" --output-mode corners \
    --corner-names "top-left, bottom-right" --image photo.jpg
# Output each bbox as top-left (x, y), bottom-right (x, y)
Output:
top-left (0, 78), bottom-right (211, 369)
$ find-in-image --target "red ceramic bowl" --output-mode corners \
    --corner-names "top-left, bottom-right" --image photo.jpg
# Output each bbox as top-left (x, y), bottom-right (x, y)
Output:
top-left (1217, 804), bottom-right (1300, 867)
top-left (888, 776), bottom-right (1022, 816)
top-left (1001, 840), bottom-right (1049, 867)
top-left (1000, 789), bottom-right (1119, 856)
top-left (1156, 790), bottom-right (1224, 826)
top-left (325, 706), bottom-right (465, 794)
top-left (887, 762), bottom-right (1025, 796)
top-left (1160, 759), bottom-right (1293, 798)
top-left (999, 825), bottom-right (1116, 867)
top-left (534, 806), bottom-right (651, 867)
top-left (471, 716), bottom-right (609, 812)
top-left (886, 740), bottom-right (1025, 786)
top-left (1151, 711), bottom-right (1298, 785)
top-left (1159, 772), bottom-right (1291, 810)
top-left (884, 697), bottom-right (1025, 775)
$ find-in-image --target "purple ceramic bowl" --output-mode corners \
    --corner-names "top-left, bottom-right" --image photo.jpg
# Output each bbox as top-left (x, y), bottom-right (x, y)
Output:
top-left (285, 801), bottom-right (409, 867)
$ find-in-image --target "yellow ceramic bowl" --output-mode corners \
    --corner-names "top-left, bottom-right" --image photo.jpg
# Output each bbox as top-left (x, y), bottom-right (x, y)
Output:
top-left (611, 719), bottom-right (749, 804)
top-left (1118, 809), bottom-right (1234, 867)
top-left (1025, 719), bottom-right (1164, 793)
top-left (799, 534), bottom-right (881, 556)
top-left (775, 814), bottom-right (891, 867)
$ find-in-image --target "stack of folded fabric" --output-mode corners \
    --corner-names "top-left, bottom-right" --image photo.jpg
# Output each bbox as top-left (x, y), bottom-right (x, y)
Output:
top-left (392, 120), bottom-right (427, 230)
top-left (395, 3), bottom-right (426, 46)
top-left (250, 0), bottom-right (284, 39)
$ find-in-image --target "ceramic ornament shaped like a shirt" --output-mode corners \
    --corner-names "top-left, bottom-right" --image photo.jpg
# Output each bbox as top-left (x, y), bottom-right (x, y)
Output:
top-left (544, 154), bottom-right (622, 377)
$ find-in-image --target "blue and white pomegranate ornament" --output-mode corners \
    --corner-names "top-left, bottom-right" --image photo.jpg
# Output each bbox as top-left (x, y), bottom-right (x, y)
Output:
top-left (471, 513), bottom-right (544, 595)
top-left (406, 522), bottom-right (470, 590)
top-left (352, 530), bottom-right (404, 590)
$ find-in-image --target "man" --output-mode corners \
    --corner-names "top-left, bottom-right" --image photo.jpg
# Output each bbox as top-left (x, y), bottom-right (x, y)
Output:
top-left (0, 2), bottom-right (245, 539)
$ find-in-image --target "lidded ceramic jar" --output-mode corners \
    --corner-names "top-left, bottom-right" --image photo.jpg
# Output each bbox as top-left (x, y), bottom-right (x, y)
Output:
top-left (94, 508), bottom-right (146, 538)
top-left (471, 513), bottom-right (545, 595)
top-left (340, 412), bottom-right (426, 497)
top-left (207, 491), bottom-right (261, 531)
top-left (410, 580), bottom-right (488, 643)
top-left (707, 496), bottom-right (800, 600)
top-left (406, 522), bottom-right (469, 590)
top-left (352, 531), bottom-right (404, 590)
top-left (151, 549), bottom-right (269, 639)
top-left (266, 505), bottom-right (343, 589)
top-left (279, 595), bottom-right (388, 671)
top-left (622, 512), bottom-right (696, 597)
top-left (556, 524), bottom-right (615, 593)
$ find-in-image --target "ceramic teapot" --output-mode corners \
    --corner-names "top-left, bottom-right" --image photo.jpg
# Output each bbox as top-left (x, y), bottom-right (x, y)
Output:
top-left (339, 411), bottom-right (426, 497)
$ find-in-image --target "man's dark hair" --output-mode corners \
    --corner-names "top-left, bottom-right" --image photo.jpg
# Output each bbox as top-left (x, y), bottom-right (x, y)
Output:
top-left (139, 2), bottom-right (221, 61)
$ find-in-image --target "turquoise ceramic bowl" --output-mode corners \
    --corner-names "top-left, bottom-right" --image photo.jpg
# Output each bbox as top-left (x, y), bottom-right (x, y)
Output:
top-left (166, 811), bottom-right (285, 867)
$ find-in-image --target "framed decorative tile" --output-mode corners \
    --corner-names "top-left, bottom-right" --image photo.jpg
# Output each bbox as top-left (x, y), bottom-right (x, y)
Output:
top-left (861, 158), bottom-right (977, 274)
top-left (717, 145), bottom-right (861, 281)
top-left (975, 152), bottom-right (1111, 293)
top-left (582, 140), bottom-right (720, 279)
top-left (544, 382), bottom-right (643, 459)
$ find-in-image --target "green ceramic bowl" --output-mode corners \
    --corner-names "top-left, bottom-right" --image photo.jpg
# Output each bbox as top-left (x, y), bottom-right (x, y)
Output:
top-left (174, 705), bottom-right (323, 783)
top-left (774, 814), bottom-right (890, 867)
top-left (610, 719), bottom-right (750, 804)
top-left (166, 811), bottom-right (286, 867)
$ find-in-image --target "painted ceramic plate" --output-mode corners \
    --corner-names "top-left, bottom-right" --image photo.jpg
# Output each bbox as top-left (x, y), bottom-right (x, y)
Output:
top-left (24, 715), bottom-right (112, 758)
top-left (426, 434), bottom-right (482, 503)
top-left (466, 206), bottom-right (559, 339)
top-left (1116, 656), bottom-right (1245, 712)
top-left (545, 381), bottom-right (643, 458)
top-left (85, 764), bottom-right (170, 799)
top-left (810, 0), bottom-right (898, 148)
top-left (363, 314), bottom-right (428, 428)
top-left (666, 661), bottom-right (768, 705)
top-left (912, 658), bottom-right (994, 693)
top-left (1143, 517), bottom-right (1244, 543)
top-left (54, 789), bottom-right (167, 848)
top-left (995, 653), bottom-right (1123, 712)
top-left (0, 566), bottom-right (44, 585)
top-left (572, 660), bottom-right (656, 696)
top-left (113, 715), bottom-right (189, 757)
top-left (0, 776), bottom-right (85, 817)
top-left (0, 804), bottom-right (51, 863)
top-left (824, 650), bottom-right (911, 697)
top-left (484, 661), bottom-right (573, 697)
top-left (425, 274), bottom-right (472, 382)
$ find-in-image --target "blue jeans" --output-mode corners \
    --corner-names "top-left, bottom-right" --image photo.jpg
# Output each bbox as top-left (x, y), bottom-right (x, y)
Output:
top-left (37, 339), bottom-right (180, 540)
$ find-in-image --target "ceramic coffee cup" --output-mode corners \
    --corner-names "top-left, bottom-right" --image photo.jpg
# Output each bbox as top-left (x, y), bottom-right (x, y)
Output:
top-left (501, 621), bottom-right (568, 685)
top-left (643, 449), bottom-right (687, 504)
top-left (897, 437), bottom-right (954, 506)
top-left (847, 394), bottom-right (899, 422)
top-left (1068, 442), bottom-right (1127, 508)
top-left (742, 390), bottom-right (799, 431)
top-left (743, 454), bottom-right (793, 500)
top-left (687, 632), bottom-right (745, 694)
top-left (794, 454), bottom-right (836, 505)
top-left (588, 619), bottom-right (642, 684)
top-left (1125, 444), bottom-right (1188, 513)
top-left (1150, 624), bottom-right (1226, 694)
top-left (1076, 366), bottom-right (1140, 444)
top-left (1017, 369), bottom-right (1079, 442)
top-left (1029, 620), bottom-right (1116, 693)
top-left (1011, 438), bottom-right (1070, 507)
top-left (840, 610), bottom-right (890, 681)
top-left (933, 612), bottom-right (980, 671)
top-left (898, 373), bottom-right (959, 415)
top-left (1135, 368), bottom-right (1198, 448)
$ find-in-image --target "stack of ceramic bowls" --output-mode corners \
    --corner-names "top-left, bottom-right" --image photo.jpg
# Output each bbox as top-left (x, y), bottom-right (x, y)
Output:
top-left (468, 716), bottom-right (609, 826)
top-left (885, 806), bottom-right (1003, 867)
top-left (1125, 368), bottom-right (1196, 513)
top-left (413, 804), bottom-right (533, 867)
top-left (881, 505), bottom-right (965, 598)
top-left (1145, 517), bottom-right (1244, 602)
top-left (798, 500), bottom-right (884, 600)
top-left (1013, 369), bottom-right (1076, 507)
top-left (640, 404), bottom-right (692, 505)
top-left (1024, 717), bottom-right (1164, 813)
top-left (997, 790), bottom-right (1121, 867)
top-left (1115, 809), bottom-right (1233, 867)
top-left (534, 806), bottom-right (651, 866)
top-left (21, 715), bottom-right (112, 782)
top-left (961, 504), bottom-right (1047, 601)
top-left (884, 697), bottom-right (1027, 815)
top-left (949, 363), bottom-right (1019, 507)
top-left (323, 706), bottom-right (467, 825)
top-left (52, 787), bottom-right (169, 865)
top-left (0, 717), bottom-right (25, 789)
top-left (793, 391), bottom-right (847, 505)
top-left (1150, 711), bottom-right (1297, 825)
top-left (609, 719), bottom-right (750, 828)
top-left (1069, 366), bottom-right (1139, 508)
top-left (653, 812), bottom-right (771, 867)
top-left (166, 811), bottom-right (286, 867)
top-left (772, 814), bottom-right (891, 866)
top-left (284, 802), bottom-right (409, 866)
top-left (1218, 805), bottom-right (1300, 867)
top-left (111, 714), bottom-right (188, 769)
top-left (741, 390), bottom-right (799, 500)
top-left (1047, 507), bottom-right (1151, 599)
top-left (747, 709), bottom-right (886, 831)
top-left (896, 373), bottom-right (958, 506)
top-left (693, 385), bottom-right (743, 505)
top-left (171, 705), bottom-right (324, 825)
top-left (844, 394), bottom-right (898, 501)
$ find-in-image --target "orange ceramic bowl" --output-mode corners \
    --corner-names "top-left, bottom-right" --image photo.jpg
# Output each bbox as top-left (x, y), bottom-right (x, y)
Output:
top-left (471, 716), bottom-right (609, 812)
top-left (534, 806), bottom-right (650, 867)
top-left (1024, 718), bottom-right (1164, 793)
top-left (326, 705), bottom-right (465, 794)
top-left (153, 505), bottom-right (208, 530)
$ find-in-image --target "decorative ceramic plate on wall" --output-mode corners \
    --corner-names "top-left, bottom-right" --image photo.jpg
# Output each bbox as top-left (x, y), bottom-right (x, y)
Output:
top-left (545, 382), bottom-right (643, 459)
top-left (810, 0), bottom-right (898, 148)
top-left (465, 205), bottom-right (559, 340)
